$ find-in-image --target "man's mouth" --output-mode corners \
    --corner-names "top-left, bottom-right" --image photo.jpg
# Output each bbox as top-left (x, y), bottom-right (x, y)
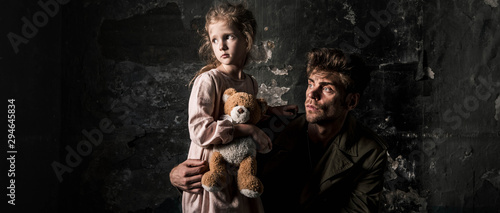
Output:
top-left (306, 104), bottom-right (319, 111)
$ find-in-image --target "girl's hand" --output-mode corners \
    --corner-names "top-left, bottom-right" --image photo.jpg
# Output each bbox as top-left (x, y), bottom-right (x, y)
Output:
top-left (234, 124), bottom-right (272, 153)
top-left (268, 104), bottom-right (298, 117)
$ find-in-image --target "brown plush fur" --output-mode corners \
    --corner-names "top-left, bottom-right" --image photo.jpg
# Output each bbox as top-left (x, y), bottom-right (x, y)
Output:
top-left (201, 88), bottom-right (267, 198)
top-left (238, 156), bottom-right (263, 195)
top-left (201, 151), bottom-right (227, 190)
top-left (223, 88), bottom-right (263, 124)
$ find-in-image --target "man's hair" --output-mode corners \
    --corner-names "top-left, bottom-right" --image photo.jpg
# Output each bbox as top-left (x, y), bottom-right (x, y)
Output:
top-left (306, 48), bottom-right (370, 95)
top-left (190, 2), bottom-right (257, 86)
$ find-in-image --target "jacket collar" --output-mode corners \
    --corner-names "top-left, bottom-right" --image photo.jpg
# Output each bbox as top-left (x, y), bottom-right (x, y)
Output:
top-left (335, 113), bottom-right (359, 157)
top-left (317, 113), bottom-right (359, 184)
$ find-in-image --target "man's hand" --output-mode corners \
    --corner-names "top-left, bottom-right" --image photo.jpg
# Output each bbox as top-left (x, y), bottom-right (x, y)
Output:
top-left (169, 159), bottom-right (209, 194)
top-left (268, 105), bottom-right (298, 117)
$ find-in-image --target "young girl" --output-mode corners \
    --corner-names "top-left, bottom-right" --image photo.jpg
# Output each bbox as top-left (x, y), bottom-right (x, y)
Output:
top-left (184, 2), bottom-right (297, 213)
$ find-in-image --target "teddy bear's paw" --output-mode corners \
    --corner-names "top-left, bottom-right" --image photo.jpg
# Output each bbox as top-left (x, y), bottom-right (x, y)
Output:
top-left (238, 175), bottom-right (263, 198)
top-left (202, 184), bottom-right (223, 192)
top-left (240, 189), bottom-right (261, 198)
top-left (201, 167), bottom-right (227, 192)
top-left (201, 171), bottom-right (226, 192)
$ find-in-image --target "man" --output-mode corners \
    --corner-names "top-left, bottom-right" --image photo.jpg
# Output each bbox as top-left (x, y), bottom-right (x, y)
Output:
top-left (170, 48), bottom-right (387, 212)
top-left (258, 48), bottom-right (387, 212)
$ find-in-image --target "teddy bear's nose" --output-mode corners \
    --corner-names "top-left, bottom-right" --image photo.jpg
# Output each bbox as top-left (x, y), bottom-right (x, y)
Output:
top-left (237, 108), bottom-right (245, 114)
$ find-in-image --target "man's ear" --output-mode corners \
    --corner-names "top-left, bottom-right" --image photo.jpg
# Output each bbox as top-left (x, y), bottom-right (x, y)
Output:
top-left (346, 93), bottom-right (359, 110)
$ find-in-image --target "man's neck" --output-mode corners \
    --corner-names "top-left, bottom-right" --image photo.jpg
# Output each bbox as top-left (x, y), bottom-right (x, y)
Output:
top-left (307, 115), bottom-right (347, 148)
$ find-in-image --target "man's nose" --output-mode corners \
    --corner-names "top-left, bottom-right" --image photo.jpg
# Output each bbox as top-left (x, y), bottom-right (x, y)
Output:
top-left (308, 87), bottom-right (320, 100)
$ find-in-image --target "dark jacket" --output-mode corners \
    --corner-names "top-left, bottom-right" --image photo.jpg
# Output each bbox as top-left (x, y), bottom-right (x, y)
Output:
top-left (258, 114), bottom-right (388, 213)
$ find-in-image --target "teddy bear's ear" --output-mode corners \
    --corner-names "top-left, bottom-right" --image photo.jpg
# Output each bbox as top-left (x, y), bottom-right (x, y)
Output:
top-left (223, 88), bottom-right (237, 103)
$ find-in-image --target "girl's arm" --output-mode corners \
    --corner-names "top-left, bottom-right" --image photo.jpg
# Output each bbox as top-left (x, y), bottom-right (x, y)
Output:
top-left (234, 123), bottom-right (272, 153)
top-left (188, 74), bottom-right (234, 147)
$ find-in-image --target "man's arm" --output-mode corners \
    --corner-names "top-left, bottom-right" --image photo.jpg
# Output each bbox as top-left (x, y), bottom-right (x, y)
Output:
top-left (342, 150), bottom-right (388, 213)
top-left (169, 159), bottom-right (209, 194)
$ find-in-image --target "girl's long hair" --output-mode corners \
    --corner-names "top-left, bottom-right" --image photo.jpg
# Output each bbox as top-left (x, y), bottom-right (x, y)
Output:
top-left (189, 2), bottom-right (257, 86)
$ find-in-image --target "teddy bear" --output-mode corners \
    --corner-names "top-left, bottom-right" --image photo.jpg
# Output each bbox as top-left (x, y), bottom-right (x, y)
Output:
top-left (201, 88), bottom-right (269, 198)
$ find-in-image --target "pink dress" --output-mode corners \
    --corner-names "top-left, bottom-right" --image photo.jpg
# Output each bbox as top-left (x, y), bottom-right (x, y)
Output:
top-left (183, 69), bottom-right (264, 213)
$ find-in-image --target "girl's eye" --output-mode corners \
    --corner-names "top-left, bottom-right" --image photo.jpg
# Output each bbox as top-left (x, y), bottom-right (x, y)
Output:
top-left (227, 35), bottom-right (235, 40)
top-left (212, 38), bottom-right (218, 44)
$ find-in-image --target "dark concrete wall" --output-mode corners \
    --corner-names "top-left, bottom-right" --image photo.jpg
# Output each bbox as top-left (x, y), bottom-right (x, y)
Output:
top-left (1, 0), bottom-right (499, 212)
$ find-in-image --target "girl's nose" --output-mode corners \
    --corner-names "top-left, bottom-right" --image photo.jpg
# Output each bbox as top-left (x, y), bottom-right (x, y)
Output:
top-left (219, 42), bottom-right (227, 50)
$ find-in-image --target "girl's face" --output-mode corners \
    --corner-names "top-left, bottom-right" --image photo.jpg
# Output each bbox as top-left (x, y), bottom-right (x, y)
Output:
top-left (208, 20), bottom-right (248, 69)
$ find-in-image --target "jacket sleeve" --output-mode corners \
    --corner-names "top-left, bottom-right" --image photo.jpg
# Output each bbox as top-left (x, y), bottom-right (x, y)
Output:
top-left (188, 73), bottom-right (234, 147)
top-left (341, 149), bottom-right (388, 213)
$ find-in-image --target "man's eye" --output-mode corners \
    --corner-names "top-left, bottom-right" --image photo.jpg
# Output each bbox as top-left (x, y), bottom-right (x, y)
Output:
top-left (323, 87), bottom-right (333, 92)
top-left (308, 84), bottom-right (313, 88)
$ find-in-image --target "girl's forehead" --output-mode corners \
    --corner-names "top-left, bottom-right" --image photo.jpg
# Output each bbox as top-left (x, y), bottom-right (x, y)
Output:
top-left (208, 20), bottom-right (233, 29)
top-left (208, 20), bottom-right (239, 34)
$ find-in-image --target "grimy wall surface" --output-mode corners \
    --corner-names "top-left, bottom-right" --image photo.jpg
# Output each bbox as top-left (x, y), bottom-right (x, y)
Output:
top-left (1, 0), bottom-right (499, 212)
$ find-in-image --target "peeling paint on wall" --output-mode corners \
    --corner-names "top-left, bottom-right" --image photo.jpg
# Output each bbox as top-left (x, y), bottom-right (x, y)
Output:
top-left (429, 159), bottom-right (437, 174)
top-left (459, 146), bottom-right (473, 162)
top-left (258, 79), bottom-right (290, 106)
top-left (385, 154), bottom-right (398, 181)
top-left (384, 187), bottom-right (428, 212)
top-left (251, 40), bottom-right (274, 63)
top-left (268, 65), bottom-right (292, 76)
top-left (484, 0), bottom-right (499, 7)
top-left (342, 2), bottom-right (356, 25)
top-left (392, 155), bottom-right (416, 181)
top-left (423, 67), bottom-right (435, 80)
top-left (495, 95), bottom-right (500, 121)
top-left (481, 169), bottom-right (500, 189)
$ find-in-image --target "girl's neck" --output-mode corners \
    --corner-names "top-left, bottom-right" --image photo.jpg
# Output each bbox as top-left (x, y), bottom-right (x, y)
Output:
top-left (218, 64), bottom-right (245, 80)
